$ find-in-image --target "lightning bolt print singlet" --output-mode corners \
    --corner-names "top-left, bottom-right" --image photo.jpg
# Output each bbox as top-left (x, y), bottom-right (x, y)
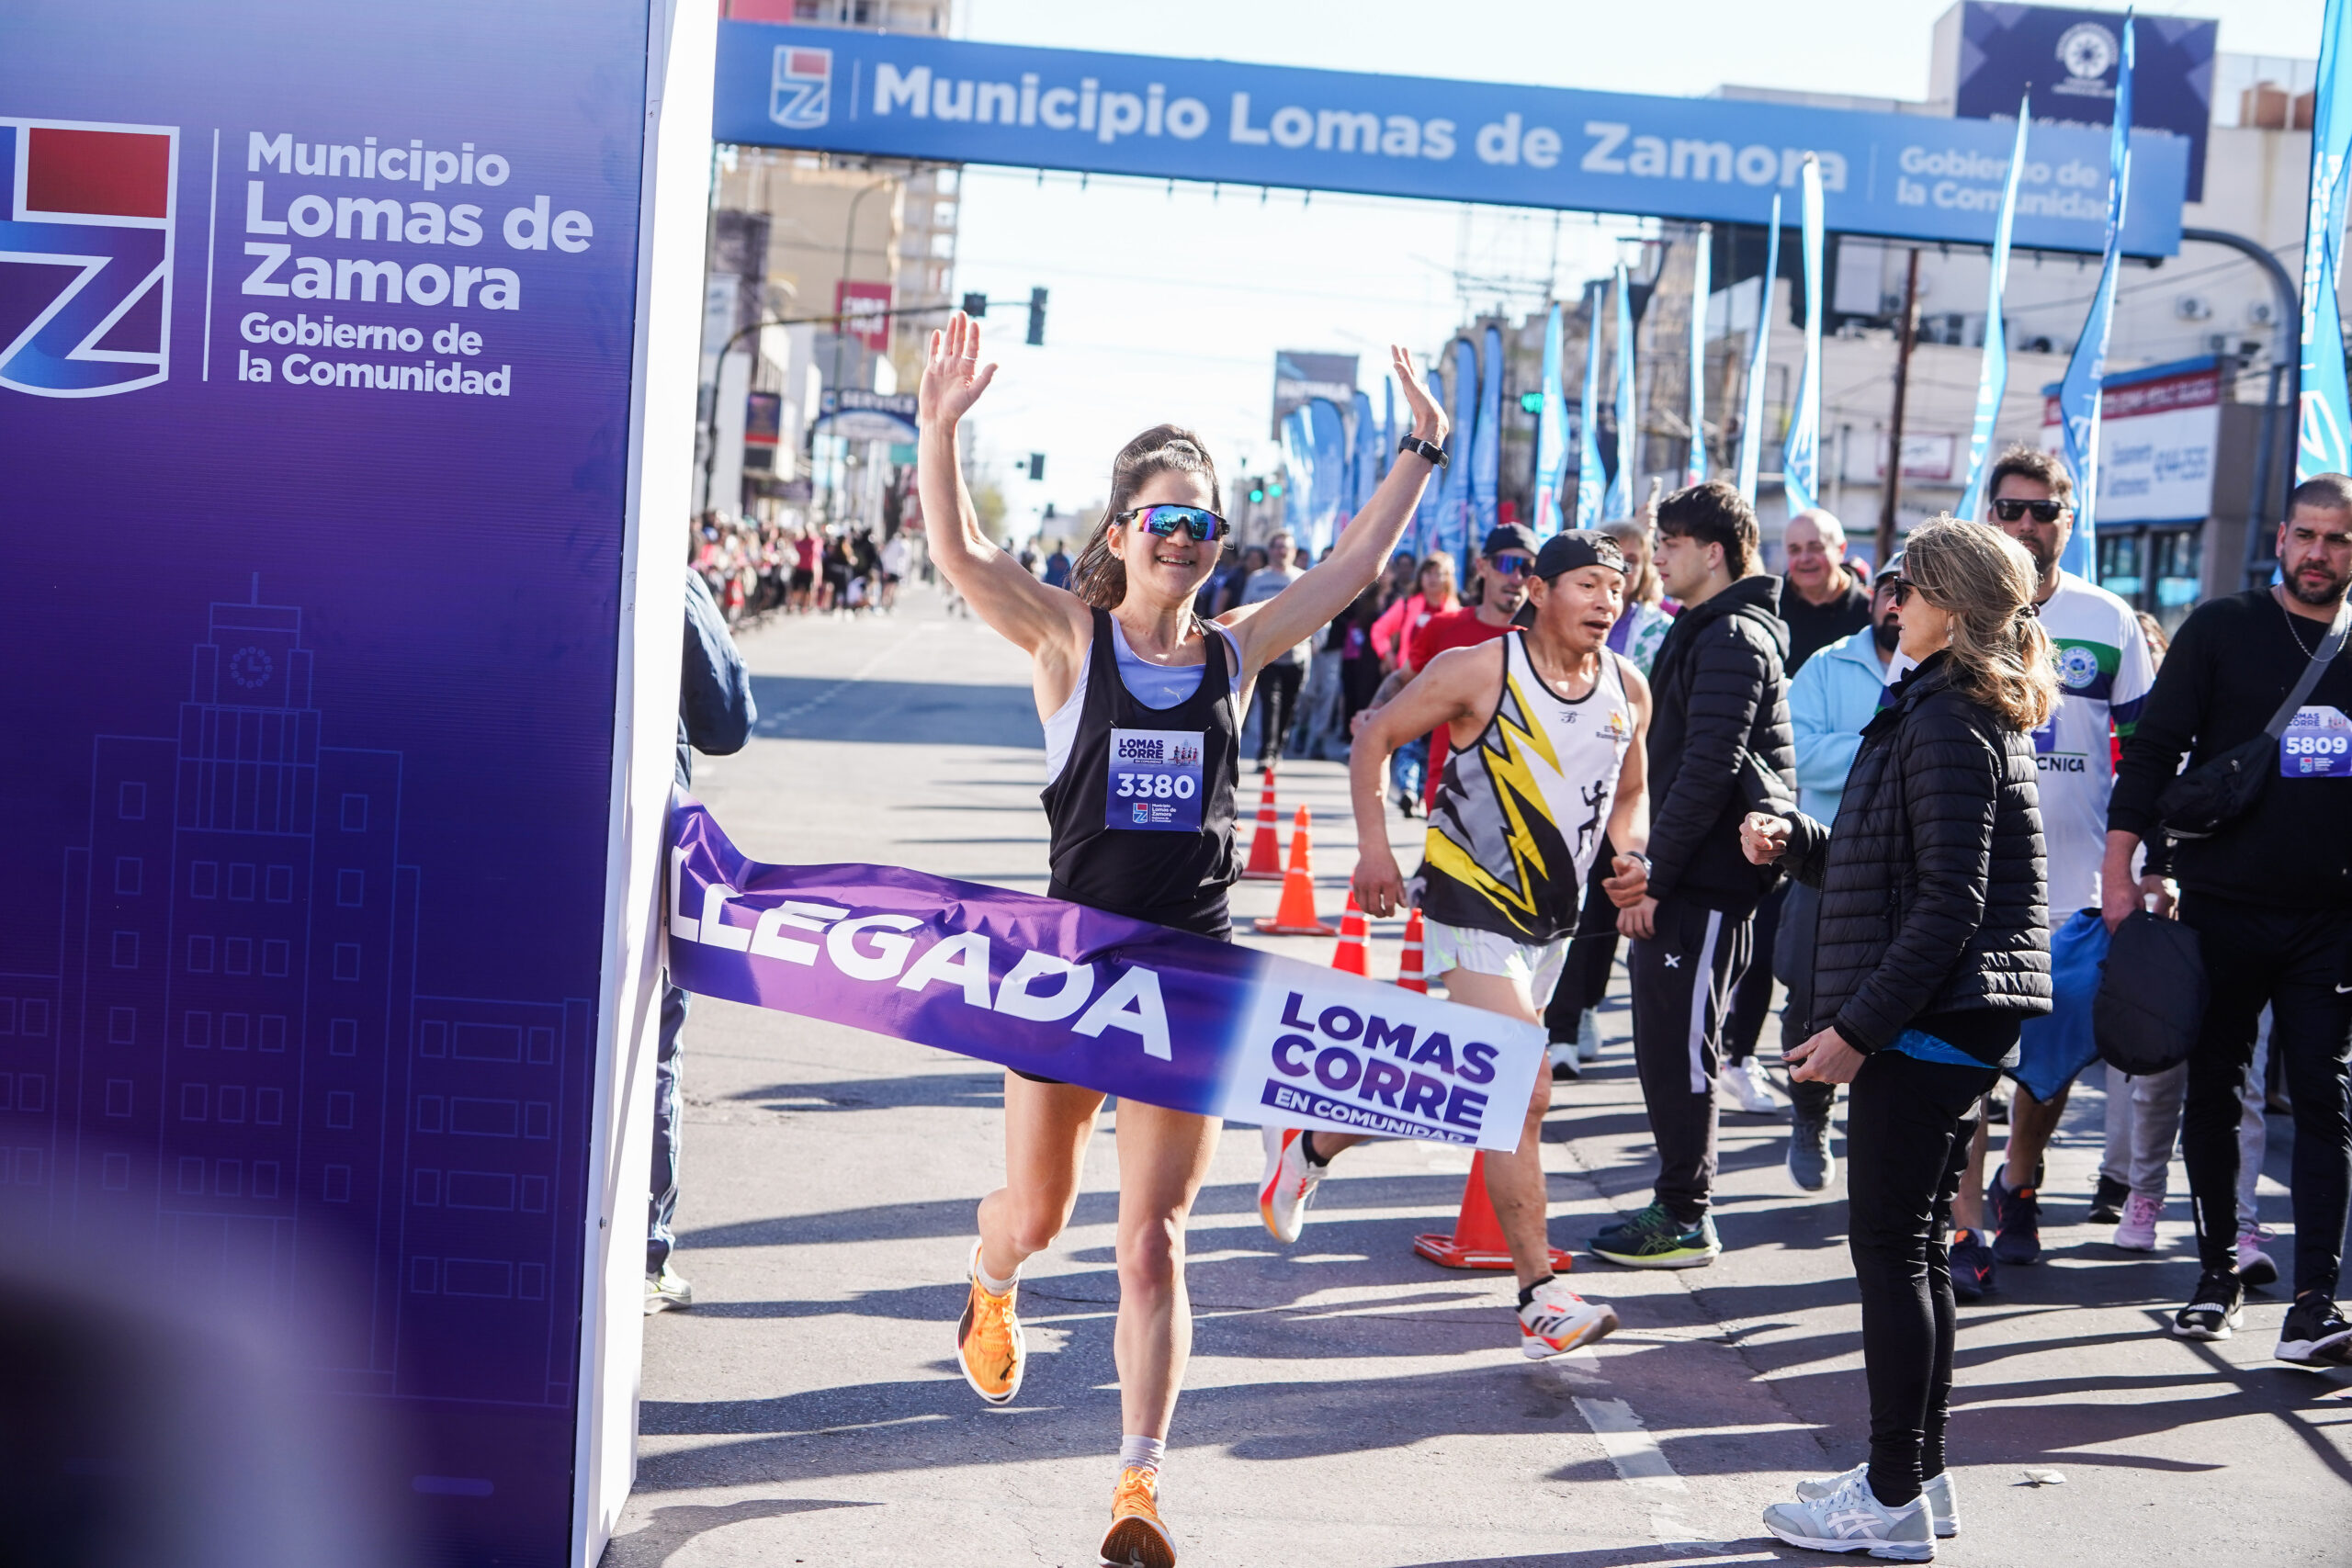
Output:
top-left (1413, 632), bottom-right (1635, 944)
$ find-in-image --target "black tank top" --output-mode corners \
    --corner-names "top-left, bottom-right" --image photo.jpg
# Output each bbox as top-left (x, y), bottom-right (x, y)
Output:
top-left (1043, 609), bottom-right (1242, 938)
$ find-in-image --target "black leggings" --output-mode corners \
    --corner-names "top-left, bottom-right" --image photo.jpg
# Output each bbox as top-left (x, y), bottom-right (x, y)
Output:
top-left (1845, 1047), bottom-right (1998, 1506)
top-left (1723, 882), bottom-right (1785, 1064)
top-left (1543, 849), bottom-right (1621, 1039)
top-left (1252, 662), bottom-right (1304, 764)
top-left (2177, 893), bottom-right (2352, 1299)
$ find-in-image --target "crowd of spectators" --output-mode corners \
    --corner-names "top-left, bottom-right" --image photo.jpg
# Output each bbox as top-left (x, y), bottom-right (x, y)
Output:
top-left (690, 511), bottom-right (913, 624)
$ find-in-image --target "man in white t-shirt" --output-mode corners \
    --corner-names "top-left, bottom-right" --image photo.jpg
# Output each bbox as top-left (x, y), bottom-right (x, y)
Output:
top-left (1945, 447), bottom-right (2158, 1300)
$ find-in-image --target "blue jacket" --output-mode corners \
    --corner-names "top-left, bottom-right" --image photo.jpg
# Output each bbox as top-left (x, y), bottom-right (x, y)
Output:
top-left (1790, 623), bottom-right (1892, 823)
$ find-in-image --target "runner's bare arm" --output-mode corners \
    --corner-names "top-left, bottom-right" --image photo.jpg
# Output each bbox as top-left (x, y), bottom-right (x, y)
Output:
top-left (1219, 345), bottom-right (1446, 676)
top-left (915, 313), bottom-right (1090, 664)
top-left (1346, 641), bottom-right (1502, 917)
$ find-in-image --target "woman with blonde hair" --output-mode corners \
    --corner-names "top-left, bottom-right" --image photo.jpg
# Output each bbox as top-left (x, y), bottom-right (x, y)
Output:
top-left (1740, 517), bottom-right (2055, 1559)
top-left (1596, 517), bottom-right (1673, 677)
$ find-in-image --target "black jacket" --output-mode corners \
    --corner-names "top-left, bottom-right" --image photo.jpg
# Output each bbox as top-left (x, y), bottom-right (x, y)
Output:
top-left (680, 570), bottom-right (756, 787)
top-left (1644, 573), bottom-right (1797, 915)
top-left (1781, 651), bottom-right (2052, 1061)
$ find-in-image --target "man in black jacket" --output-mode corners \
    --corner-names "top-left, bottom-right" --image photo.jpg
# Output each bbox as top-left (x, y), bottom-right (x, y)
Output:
top-left (1592, 481), bottom-right (1795, 1268)
top-left (2104, 475), bottom-right (2352, 1364)
top-left (650, 568), bottom-right (758, 1314)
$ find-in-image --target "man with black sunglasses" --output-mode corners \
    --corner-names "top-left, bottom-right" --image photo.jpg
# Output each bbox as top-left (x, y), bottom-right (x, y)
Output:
top-left (1399, 525), bottom-right (1543, 808)
top-left (1941, 446), bottom-right (2157, 1302)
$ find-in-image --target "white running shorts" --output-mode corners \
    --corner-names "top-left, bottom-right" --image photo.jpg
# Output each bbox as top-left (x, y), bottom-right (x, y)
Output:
top-left (1421, 917), bottom-right (1570, 1004)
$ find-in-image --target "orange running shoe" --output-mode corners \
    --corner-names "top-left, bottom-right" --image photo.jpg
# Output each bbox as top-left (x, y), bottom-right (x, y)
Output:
top-left (1099, 1465), bottom-right (1175, 1568)
top-left (956, 1239), bottom-right (1024, 1404)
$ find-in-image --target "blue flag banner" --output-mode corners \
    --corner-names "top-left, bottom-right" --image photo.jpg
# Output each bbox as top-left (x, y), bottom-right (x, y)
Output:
top-left (2301, 0), bottom-right (2352, 482)
top-left (1781, 154), bottom-right (1826, 514)
top-left (1606, 263), bottom-right (1635, 518)
top-left (667, 797), bottom-right (1545, 1148)
top-left (2055, 13), bottom-right (2134, 577)
top-left (1687, 224), bottom-right (1712, 488)
top-left (1309, 396), bottom-right (1351, 553)
top-left (1957, 99), bottom-right (2033, 525)
top-left (1442, 334), bottom-right (1481, 574)
top-left (1281, 404), bottom-right (1317, 547)
top-left (1411, 367), bottom-right (1442, 556)
top-left (1533, 301), bottom-right (1568, 536)
top-left (1577, 282), bottom-right (1608, 529)
top-left (1351, 388), bottom-right (1382, 516)
top-left (1736, 197), bottom-right (1782, 503)
top-left (1472, 323), bottom-right (1505, 547)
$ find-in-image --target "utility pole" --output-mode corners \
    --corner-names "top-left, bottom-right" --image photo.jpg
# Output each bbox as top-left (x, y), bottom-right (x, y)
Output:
top-left (1877, 247), bottom-right (1921, 570)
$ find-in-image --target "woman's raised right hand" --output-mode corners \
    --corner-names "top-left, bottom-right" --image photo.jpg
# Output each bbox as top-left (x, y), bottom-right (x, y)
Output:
top-left (1739, 811), bottom-right (1791, 866)
top-left (918, 310), bottom-right (996, 432)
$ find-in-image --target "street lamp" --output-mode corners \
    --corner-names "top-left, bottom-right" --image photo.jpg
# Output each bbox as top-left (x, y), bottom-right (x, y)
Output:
top-left (824, 178), bottom-right (894, 530)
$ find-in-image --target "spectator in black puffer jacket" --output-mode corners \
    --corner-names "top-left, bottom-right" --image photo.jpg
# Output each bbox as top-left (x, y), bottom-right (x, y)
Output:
top-left (1739, 518), bottom-right (2053, 1560)
top-left (1590, 481), bottom-right (1794, 1271)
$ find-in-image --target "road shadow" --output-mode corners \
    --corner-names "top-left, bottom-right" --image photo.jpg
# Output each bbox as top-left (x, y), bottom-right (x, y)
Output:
top-left (598, 1496), bottom-right (877, 1566)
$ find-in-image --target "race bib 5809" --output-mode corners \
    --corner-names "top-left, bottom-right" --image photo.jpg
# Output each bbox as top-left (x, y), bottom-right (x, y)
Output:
top-left (2281, 705), bottom-right (2352, 778)
top-left (1106, 727), bottom-right (1205, 830)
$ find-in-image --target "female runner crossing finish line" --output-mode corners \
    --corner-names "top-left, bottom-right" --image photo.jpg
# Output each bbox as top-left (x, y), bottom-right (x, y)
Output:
top-left (1260, 530), bottom-right (1653, 1359)
top-left (914, 310), bottom-right (1447, 1568)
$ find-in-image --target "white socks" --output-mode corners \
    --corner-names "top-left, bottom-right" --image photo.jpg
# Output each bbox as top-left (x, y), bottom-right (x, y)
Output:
top-left (974, 1244), bottom-right (1019, 1297)
top-left (1118, 1435), bottom-right (1166, 1477)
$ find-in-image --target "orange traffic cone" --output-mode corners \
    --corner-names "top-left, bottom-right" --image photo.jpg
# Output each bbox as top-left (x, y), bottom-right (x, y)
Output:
top-left (1240, 767), bottom-right (1284, 881)
top-left (1413, 1153), bottom-right (1575, 1272)
top-left (1331, 894), bottom-right (1369, 975)
top-left (1253, 807), bottom-right (1338, 935)
top-left (1396, 908), bottom-right (1429, 993)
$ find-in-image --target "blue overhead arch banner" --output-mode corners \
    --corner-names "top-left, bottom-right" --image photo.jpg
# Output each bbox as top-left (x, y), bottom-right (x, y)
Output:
top-left (715, 22), bottom-right (2188, 256)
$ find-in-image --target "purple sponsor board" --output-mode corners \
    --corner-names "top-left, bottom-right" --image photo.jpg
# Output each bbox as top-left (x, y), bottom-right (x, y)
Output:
top-left (668, 797), bottom-right (1544, 1150)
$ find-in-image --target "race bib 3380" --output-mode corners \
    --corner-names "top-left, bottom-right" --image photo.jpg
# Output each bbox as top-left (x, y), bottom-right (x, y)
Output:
top-left (1106, 727), bottom-right (1204, 831)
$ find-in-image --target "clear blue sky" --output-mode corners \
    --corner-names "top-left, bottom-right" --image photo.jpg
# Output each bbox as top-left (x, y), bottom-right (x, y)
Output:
top-left (940, 0), bottom-right (2324, 535)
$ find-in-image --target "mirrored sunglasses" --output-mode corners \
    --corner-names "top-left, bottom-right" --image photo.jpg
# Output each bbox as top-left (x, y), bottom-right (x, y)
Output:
top-left (1487, 552), bottom-right (1536, 579)
top-left (1116, 503), bottom-right (1229, 542)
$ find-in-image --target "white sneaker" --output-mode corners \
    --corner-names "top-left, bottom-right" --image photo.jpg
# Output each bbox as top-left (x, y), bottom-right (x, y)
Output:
top-left (643, 1263), bottom-right (694, 1315)
top-left (1763, 1471), bottom-right (1936, 1561)
top-left (1576, 1010), bottom-right (1603, 1063)
top-left (1257, 1125), bottom-right (1324, 1244)
top-left (2236, 1224), bottom-right (2279, 1289)
top-left (2111, 1192), bottom-right (2163, 1252)
top-left (1798, 1464), bottom-right (1958, 1540)
top-left (1721, 1056), bottom-right (1784, 1115)
top-left (1518, 1276), bottom-right (1619, 1359)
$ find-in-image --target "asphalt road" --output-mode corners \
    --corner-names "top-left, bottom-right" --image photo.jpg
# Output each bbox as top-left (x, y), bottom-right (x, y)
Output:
top-left (605, 587), bottom-right (2351, 1568)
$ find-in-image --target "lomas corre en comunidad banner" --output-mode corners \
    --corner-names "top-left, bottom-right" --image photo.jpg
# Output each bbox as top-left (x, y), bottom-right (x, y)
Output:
top-left (667, 797), bottom-right (1545, 1149)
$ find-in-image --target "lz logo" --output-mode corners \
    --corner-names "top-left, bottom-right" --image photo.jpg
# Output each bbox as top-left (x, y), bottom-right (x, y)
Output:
top-left (0, 118), bottom-right (177, 397)
top-left (770, 47), bottom-right (832, 130)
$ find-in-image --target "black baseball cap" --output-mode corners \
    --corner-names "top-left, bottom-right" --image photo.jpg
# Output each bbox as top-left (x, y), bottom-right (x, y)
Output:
top-left (1874, 550), bottom-right (1905, 583)
top-left (1482, 524), bottom-right (1540, 559)
top-left (1534, 530), bottom-right (1628, 581)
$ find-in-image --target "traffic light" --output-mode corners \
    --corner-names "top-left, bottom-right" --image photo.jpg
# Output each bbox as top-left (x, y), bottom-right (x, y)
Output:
top-left (1520, 390), bottom-right (1546, 413)
top-left (1026, 287), bottom-right (1048, 346)
top-left (961, 291), bottom-right (988, 318)
top-left (1249, 487), bottom-right (1265, 503)
top-left (1029, 452), bottom-right (1046, 481)
top-left (1267, 480), bottom-right (1285, 499)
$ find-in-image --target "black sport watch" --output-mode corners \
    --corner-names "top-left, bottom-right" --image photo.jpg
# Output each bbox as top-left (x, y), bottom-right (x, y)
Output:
top-left (1397, 433), bottom-right (1448, 468)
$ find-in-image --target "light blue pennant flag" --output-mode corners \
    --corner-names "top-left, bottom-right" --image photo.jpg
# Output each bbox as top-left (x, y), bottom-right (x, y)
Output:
top-left (1781, 155), bottom-right (1825, 514)
top-left (1605, 263), bottom-right (1635, 518)
top-left (1736, 196), bottom-right (1782, 505)
top-left (1956, 98), bottom-right (2033, 525)
top-left (2054, 10), bottom-right (2134, 579)
top-left (1577, 282), bottom-right (1607, 528)
top-left (1687, 224), bottom-right (1711, 488)
top-left (1533, 299), bottom-right (1568, 536)
top-left (2301, 0), bottom-right (2352, 482)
